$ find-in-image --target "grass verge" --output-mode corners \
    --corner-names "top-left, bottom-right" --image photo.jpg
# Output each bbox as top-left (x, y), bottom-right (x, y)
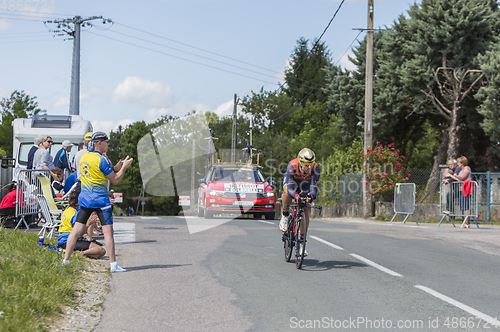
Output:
top-left (0, 228), bottom-right (88, 332)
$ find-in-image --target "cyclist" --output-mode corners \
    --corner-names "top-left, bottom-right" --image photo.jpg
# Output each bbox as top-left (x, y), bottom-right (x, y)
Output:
top-left (279, 148), bottom-right (320, 256)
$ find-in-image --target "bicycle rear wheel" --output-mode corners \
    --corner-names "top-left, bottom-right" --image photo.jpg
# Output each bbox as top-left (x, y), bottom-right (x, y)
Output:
top-left (283, 215), bottom-right (293, 262)
top-left (295, 211), bottom-right (306, 269)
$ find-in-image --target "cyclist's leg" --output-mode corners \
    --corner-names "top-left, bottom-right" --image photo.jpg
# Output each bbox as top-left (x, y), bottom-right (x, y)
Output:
top-left (298, 181), bottom-right (311, 235)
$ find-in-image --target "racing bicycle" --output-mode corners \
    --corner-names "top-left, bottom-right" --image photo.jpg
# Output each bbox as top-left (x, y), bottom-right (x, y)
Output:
top-left (282, 197), bottom-right (321, 269)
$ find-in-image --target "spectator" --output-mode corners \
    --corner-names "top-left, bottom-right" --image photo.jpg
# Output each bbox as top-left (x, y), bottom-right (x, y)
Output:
top-left (57, 190), bottom-right (105, 258)
top-left (27, 135), bottom-right (43, 169)
top-left (64, 171), bottom-right (78, 194)
top-left (71, 142), bottom-right (84, 172)
top-left (74, 132), bottom-right (93, 180)
top-left (442, 159), bottom-right (462, 215)
top-left (448, 156), bottom-right (472, 228)
top-left (51, 167), bottom-right (65, 197)
top-left (33, 136), bottom-right (57, 179)
top-left (54, 140), bottom-right (73, 174)
top-left (62, 132), bottom-right (133, 272)
top-left (0, 181), bottom-right (19, 227)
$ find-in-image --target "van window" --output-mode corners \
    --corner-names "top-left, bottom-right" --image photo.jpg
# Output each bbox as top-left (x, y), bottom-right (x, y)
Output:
top-left (18, 143), bottom-right (32, 165)
top-left (18, 143), bottom-right (80, 167)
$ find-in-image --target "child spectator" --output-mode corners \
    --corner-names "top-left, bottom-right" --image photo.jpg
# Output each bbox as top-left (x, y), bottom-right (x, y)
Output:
top-left (57, 189), bottom-right (105, 258)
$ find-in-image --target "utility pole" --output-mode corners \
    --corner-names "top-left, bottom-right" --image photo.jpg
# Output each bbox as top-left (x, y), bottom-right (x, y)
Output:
top-left (363, 0), bottom-right (374, 218)
top-left (45, 16), bottom-right (111, 116)
top-left (231, 94), bottom-right (237, 163)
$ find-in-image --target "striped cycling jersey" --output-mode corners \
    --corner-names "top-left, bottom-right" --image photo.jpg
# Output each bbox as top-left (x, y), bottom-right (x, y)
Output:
top-left (57, 206), bottom-right (78, 246)
top-left (78, 151), bottom-right (113, 208)
top-left (284, 158), bottom-right (321, 199)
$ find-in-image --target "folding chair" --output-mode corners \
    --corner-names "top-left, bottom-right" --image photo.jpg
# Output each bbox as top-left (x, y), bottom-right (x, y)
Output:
top-left (37, 194), bottom-right (61, 239)
top-left (36, 175), bottom-right (65, 217)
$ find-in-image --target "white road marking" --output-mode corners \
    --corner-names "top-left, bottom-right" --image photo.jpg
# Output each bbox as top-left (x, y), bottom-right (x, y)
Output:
top-left (310, 235), bottom-right (344, 250)
top-left (113, 223), bottom-right (135, 244)
top-left (257, 220), bottom-right (274, 225)
top-left (415, 285), bottom-right (500, 328)
top-left (349, 253), bottom-right (403, 277)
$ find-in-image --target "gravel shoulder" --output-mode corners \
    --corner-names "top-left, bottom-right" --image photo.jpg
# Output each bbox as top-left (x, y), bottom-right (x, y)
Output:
top-left (50, 259), bottom-right (110, 332)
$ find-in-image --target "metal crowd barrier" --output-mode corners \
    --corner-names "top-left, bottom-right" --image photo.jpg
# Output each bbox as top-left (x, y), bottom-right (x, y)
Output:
top-left (390, 183), bottom-right (418, 225)
top-left (14, 169), bottom-right (50, 230)
top-left (438, 180), bottom-right (479, 228)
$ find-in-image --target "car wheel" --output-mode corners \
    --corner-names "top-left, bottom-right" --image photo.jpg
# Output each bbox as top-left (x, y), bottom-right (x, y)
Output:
top-left (265, 213), bottom-right (275, 220)
top-left (253, 214), bottom-right (262, 219)
top-left (204, 210), bottom-right (213, 219)
top-left (197, 205), bottom-right (204, 217)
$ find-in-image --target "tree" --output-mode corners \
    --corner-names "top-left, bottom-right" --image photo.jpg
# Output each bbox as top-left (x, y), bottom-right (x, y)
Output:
top-left (283, 37), bottom-right (332, 106)
top-left (400, 0), bottom-right (500, 184)
top-left (0, 90), bottom-right (45, 156)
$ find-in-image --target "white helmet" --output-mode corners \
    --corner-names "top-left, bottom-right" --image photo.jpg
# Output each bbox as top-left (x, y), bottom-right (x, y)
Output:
top-left (297, 148), bottom-right (315, 165)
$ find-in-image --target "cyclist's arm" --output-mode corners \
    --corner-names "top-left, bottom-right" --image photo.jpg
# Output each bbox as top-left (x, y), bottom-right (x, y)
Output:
top-left (308, 164), bottom-right (321, 200)
top-left (285, 163), bottom-right (300, 199)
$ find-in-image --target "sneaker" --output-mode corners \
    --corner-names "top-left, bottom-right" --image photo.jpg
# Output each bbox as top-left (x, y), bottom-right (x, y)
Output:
top-left (279, 215), bottom-right (288, 232)
top-left (110, 264), bottom-right (126, 273)
top-left (299, 244), bottom-right (308, 257)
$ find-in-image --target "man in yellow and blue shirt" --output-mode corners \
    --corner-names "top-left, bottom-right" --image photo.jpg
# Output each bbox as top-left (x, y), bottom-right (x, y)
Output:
top-left (62, 132), bottom-right (133, 272)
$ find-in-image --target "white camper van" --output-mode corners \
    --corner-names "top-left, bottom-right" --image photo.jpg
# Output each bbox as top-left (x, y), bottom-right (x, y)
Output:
top-left (12, 114), bottom-right (92, 169)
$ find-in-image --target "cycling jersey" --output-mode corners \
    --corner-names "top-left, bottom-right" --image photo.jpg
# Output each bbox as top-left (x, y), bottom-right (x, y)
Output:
top-left (283, 158), bottom-right (320, 199)
top-left (78, 151), bottom-right (113, 209)
top-left (57, 206), bottom-right (78, 246)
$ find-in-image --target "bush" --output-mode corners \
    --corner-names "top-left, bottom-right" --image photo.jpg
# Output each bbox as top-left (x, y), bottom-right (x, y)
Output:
top-left (361, 142), bottom-right (411, 195)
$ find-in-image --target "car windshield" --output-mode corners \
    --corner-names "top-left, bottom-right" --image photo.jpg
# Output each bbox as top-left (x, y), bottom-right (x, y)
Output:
top-left (211, 167), bottom-right (266, 182)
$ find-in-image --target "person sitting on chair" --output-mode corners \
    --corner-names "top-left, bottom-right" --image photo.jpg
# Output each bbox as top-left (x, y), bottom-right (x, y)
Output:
top-left (57, 189), bottom-right (105, 258)
top-left (0, 181), bottom-right (19, 228)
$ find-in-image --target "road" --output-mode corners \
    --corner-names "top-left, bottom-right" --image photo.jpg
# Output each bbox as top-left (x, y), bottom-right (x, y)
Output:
top-left (94, 216), bottom-right (500, 331)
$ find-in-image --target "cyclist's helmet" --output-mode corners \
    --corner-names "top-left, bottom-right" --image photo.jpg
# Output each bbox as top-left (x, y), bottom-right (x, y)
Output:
top-left (297, 148), bottom-right (315, 166)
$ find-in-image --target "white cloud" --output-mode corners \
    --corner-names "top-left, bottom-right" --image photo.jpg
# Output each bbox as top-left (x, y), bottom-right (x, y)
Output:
top-left (91, 119), bottom-right (135, 135)
top-left (213, 100), bottom-right (235, 118)
top-left (52, 97), bottom-right (69, 109)
top-left (142, 102), bottom-right (211, 123)
top-left (81, 83), bottom-right (106, 104)
top-left (112, 76), bottom-right (175, 108)
top-left (339, 51), bottom-right (357, 71)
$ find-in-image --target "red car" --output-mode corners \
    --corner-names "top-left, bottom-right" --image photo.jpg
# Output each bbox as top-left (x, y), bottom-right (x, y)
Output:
top-left (198, 164), bottom-right (276, 219)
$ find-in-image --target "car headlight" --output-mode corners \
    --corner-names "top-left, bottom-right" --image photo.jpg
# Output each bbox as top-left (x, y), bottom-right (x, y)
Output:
top-left (263, 191), bottom-right (275, 198)
top-left (208, 190), bottom-right (224, 197)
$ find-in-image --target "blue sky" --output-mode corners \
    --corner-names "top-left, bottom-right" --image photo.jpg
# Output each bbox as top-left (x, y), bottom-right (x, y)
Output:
top-left (0, 0), bottom-right (420, 134)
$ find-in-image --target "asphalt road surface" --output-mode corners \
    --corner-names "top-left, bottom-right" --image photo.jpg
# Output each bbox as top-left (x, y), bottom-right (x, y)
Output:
top-left (94, 216), bottom-right (500, 332)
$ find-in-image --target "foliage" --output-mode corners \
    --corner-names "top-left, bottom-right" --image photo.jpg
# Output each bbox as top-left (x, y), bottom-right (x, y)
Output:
top-left (0, 90), bottom-right (45, 157)
top-left (0, 229), bottom-right (87, 331)
top-left (361, 142), bottom-right (411, 194)
top-left (283, 37), bottom-right (331, 106)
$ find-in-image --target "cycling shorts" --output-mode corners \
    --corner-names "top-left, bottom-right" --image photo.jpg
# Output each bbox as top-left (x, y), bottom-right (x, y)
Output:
top-left (76, 206), bottom-right (113, 226)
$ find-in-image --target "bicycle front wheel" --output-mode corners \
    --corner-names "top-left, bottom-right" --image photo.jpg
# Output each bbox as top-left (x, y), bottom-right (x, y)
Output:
top-left (295, 211), bottom-right (306, 269)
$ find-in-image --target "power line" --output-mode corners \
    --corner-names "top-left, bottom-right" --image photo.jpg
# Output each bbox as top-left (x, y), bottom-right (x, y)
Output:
top-left (277, 0), bottom-right (346, 96)
top-left (84, 30), bottom-right (279, 86)
top-left (113, 21), bottom-right (278, 75)
top-left (101, 21), bottom-right (330, 91)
